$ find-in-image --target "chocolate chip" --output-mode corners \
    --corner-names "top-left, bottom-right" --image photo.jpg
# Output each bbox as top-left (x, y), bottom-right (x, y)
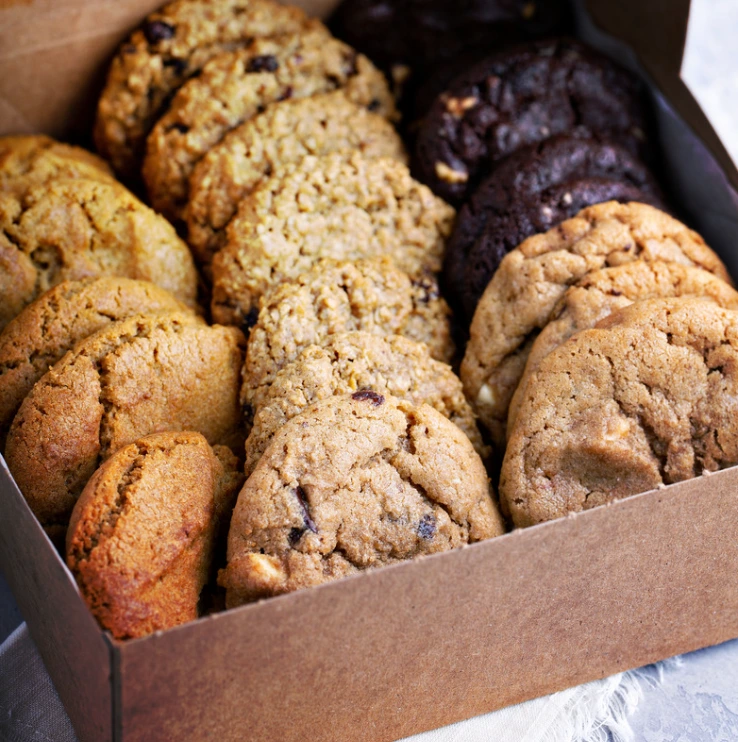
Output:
top-left (143, 20), bottom-right (176, 45)
top-left (241, 307), bottom-right (259, 333)
top-left (367, 98), bottom-right (381, 112)
top-left (288, 527), bottom-right (304, 546)
top-left (163, 57), bottom-right (187, 74)
top-left (417, 514), bottom-right (436, 540)
top-left (294, 486), bottom-right (317, 534)
top-left (351, 390), bottom-right (384, 406)
top-left (611, 289), bottom-right (623, 296)
top-left (278, 86), bottom-right (293, 102)
top-left (247, 55), bottom-right (279, 73)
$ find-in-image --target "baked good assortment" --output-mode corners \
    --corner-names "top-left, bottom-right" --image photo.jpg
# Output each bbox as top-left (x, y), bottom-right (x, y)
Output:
top-left (2, 0), bottom-right (737, 640)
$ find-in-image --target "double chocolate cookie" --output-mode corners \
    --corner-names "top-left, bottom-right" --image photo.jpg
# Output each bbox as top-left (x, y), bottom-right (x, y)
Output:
top-left (444, 135), bottom-right (664, 322)
top-left (414, 38), bottom-right (647, 204)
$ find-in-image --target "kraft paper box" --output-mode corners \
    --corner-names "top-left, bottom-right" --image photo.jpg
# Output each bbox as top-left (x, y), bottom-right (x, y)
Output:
top-left (1, 1), bottom-right (738, 740)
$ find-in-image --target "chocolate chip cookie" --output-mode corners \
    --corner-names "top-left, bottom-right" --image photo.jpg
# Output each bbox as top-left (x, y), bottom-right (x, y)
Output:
top-left (220, 393), bottom-right (504, 605)
top-left (67, 431), bottom-right (243, 639)
top-left (0, 277), bottom-right (194, 446)
top-left (186, 91), bottom-right (406, 271)
top-left (211, 152), bottom-right (455, 328)
top-left (507, 262), bottom-right (738, 434)
top-left (143, 28), bottom-right (395, 220)
top-left (244, 331), bottom-right (485, 475)
top-left (241, 258), bottom-right (454, 411)
top-left (5, 313), bottom-right (245, 537)
top-left (444, 135), bottom-right (664, 322)
top-left (414, 38), bottom-right (648, 204)
top-left (94, 0), bottom-right (316, 178)
top-left (0, 135), bottom-right (113, 197)
top-left (0, 177), bottom-right (199, 331)
top-left (501, 297), bottom-right (738, 527)
top-left (460, 202), bottom-right (731, 444)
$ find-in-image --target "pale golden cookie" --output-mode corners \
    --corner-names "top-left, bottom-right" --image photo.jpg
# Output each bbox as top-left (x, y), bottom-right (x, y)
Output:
top-left (0, 178), bottom-right (198, 331)
top-left (211, 153), bottom-right (455, 328)
top-left (94, 0), bottom-right (315, 177)
top-left (186, 91), bottom-right (406, 271)
top-left (244, 331), bottom-right (485, 475)
top-left (507, 262), bottom-right (738, 433)
top-left (501, 297), bottom-right (738, 527)
top-left (221, 393), bottom-right (504, 605)
top-left (143, 27), bottom-right (395, 220)
top-left (67, 431), bottom-right (243, 639)
top-left (5, 313), bottom-right (245, 536)
top-left (461, 202), bottom-right (730, 444)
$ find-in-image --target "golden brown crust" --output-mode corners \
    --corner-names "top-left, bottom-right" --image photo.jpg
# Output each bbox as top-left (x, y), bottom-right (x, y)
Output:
top-left (501, 298), bottom-right (738, 526)
top-left (66, 431), bottom-right (243, 639)
top-left (5, 313), bottom-right (245, 531)
top-left (221, 394), bottom-right (504, 605)
top-left (460, 202), bottom-right (730, 444)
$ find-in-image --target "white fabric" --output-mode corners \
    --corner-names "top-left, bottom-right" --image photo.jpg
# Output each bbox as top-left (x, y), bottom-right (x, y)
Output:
top-left (0, 621), bottom-right (676, 742)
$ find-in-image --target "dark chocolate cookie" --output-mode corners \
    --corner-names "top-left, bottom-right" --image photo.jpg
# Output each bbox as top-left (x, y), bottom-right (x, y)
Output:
top-left (413, 38), bottom-right (648, 204)
top-left (444, 135), bottom-right (665, 321)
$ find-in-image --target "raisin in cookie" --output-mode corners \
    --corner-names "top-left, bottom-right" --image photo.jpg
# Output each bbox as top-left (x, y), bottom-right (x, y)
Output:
top-left (507, 262), bottom-right (738, 434)
top-left (221, 393), bottom-right (504, 605)
top-left (94, 0), bottom-right (315, 178)
top-left (244, 331), bottom-right (485, 475)
top-left (211, 153), bottom-right (454, 328)
top-left (0, 277), bottom-right (194, 445)
top-left (67, 432), bottom-right (243, 639)
top-left (461, 202), bottom-right (731, 444)
top-left (186, 91), bottom-right (406, 271)
top-left (414, 39), bottom-right (647, 204)
top-left (0, 177), bottom-right (198, 331)
top-left (241, 257), bottom-right (454, 412)
top-left (0, 135), bottom-right (113, 197)
top-left (143, 28), bottom-right (395, 220)
top-left (5, 313), bottom-right (245, 537)
top-left (501, 297), bottom-right (738, 527)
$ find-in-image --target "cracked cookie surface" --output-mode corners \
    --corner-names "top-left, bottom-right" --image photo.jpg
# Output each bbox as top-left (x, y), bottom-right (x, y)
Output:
top-left (244, 331), bottom-right (485, 475)
top-left (5, 312), bottom-right (245, 536)
top-left (460, 202), bottom-right (730, 444)
top-left (186, 91), bottom-right (406, 271)
top-left (221, 393), bottom-right (504, 605)
top-left (66, 431), bottom-right (243, 639)
top-left (501, 297), bottom-right (738, 527)
top-left (143, 27), bottom-right (395, 220)
top-left (211, 153), bottom-right (454, 328)
top-left (414, 38), bottom-right (647, 204)
top-left (94, 0), bottom-right (314, 178)
top-left (507, 262), bottom-right (738, 434)
top-left (240, 257), bottom-right (454, 412)
top-left (0, 277), bottom-right (194, 444)
top-left (0, 177), bottom-right (198, 331)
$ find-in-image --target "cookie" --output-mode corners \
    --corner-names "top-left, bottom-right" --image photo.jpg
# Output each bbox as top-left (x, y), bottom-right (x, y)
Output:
top-left (460, 202), bottom-right (731, 444)
top-left (501, 297), bottom-right (738, 527)
top-left (94, 0), bottom-right (315, 178)
top-left (414, 38), bottom-right (648, 204)
top-left (241, 257), bottom-right (454, 412)
top-left (444, 135), bottom-right (664, 321)
top-left (186, 91), bottom-right (407, 271)
top-left (507, 262), bottom-right (738, 434)
top-left (0, 178), bottom-right (199, 331)
top-left (244, 331), bottom-right (485, 475)
top-left (220, 393), bottom-right (504, 605)
top-left (0, 277), bottom-right (194, 446)
top-left (0, 135), bottom-right (114, 197)
top-left (143, 28), bottom-right (395, 220)
top-left (67, 432), bottom-right (243, 639)
top-left (211, 152), bottom-right (455, 328)
top-left (5, 313), bottom-right (245, 537)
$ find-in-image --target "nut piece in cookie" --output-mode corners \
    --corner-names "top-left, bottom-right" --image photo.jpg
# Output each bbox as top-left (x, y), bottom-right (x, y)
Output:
top-left (5, 313), bottom-right (245, 539)
top-left (67, 432), bottom-right (243, 639)
top-left (220, 394), bottom-right (504, 605)
top-left (501, 298), bottom-right (738, 527)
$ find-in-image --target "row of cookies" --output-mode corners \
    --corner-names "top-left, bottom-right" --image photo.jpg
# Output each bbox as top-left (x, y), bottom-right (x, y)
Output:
top-left (457, 200), bottom-right (738, 526)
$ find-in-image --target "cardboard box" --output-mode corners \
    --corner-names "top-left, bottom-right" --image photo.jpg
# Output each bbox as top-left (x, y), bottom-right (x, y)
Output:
top-left (2, 1), bottom-right (738, 740)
